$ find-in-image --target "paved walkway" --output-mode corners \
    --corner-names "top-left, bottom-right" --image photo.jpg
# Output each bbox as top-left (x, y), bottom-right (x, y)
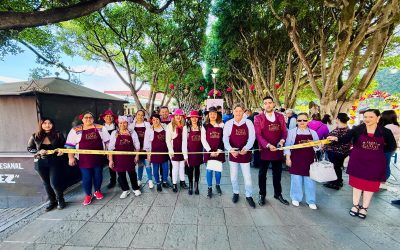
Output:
top-left (1, 163), bottom-right (400, 250)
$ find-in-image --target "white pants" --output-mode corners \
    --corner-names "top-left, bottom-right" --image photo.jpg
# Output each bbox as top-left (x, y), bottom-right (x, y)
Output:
top-left (172, 161), bottom-right (185, 184)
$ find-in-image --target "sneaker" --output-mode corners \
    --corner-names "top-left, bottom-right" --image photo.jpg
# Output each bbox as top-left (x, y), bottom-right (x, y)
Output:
top-left (148, 180), bottom-right (154, 189)
top-left (292, 200), bottom-right (300, 207)
top-left (133, 190), bottom-right (142, 196)
top-left (380, 183), bottom-right (388, 190)
top-left (94, 191), bottom-right (104, 200)
top-left (120, 191), bottom-right (130, 199)
top-left (308, 204), bottom-right (318, 210)
top-left (83, 195), bottom-right (92, 206)
top-left (137, 180), bottom-right (142, 186)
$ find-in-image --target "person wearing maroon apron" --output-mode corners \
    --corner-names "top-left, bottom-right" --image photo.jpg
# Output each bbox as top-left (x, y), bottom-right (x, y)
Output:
top-left (100, 109), bottom-right (118, 189)
top-left (254, 96), bottom-right (289, 206)
top-left (284, 113), bottom-right (319, 210)
top-left (108, 116), bottom-right (141, 199)
top-left (166, 109), bottom-right (188, 193)
top-left (201, 107), bottom-right (225, 198)
top-left (144, 114), bottom-right (170, 192)
top-left (183, 110), bottom-right (203, 195)
top-left (129, 110), bottom-right (154, 189)
top-left (328, 109), bottom-right (397, 219)
top-left (223, 104), bottom-right (256, 208)
top-left (66, 111), bottom-right (110, 206)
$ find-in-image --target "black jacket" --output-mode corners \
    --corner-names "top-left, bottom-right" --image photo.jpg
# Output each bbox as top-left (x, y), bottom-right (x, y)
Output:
top-left (339, 124), bottom-right (397, 153)
top-left (27, 132), bottom-right (66, 154)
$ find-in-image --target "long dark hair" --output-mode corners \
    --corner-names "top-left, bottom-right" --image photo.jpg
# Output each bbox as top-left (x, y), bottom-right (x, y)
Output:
top-left (322, 114), bottom-right (332, 125)
top-left (380, 110), bottom-right (400, 126)
top-left (35, 117), bottom-right (58, 140)
top-left (187, 117), bottom-right (202, 132)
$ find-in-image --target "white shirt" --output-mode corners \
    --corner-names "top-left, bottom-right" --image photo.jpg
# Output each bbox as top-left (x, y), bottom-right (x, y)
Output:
top-left (108, 130), bottom-right (140, 151)
top-left (103, 123), bottom-right (116, 132)
top-left (65, 124), bottom-right (110, 149)
top-left (223, 117), bottom-right (255, 151)
top-left (128, 121), bottom-right (151, 132)
top-left (201, 123), bottom-right (224, 152)
top-left (143, 125), bottom-right (166, 152)
top-left (166, 123), bottom-right (188, 158)
top-left (264, 111), bottom-right (276, 122)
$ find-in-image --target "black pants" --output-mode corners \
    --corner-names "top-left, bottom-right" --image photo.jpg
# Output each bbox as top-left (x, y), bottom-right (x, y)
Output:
top-left (109, 167), bottom-right (116, 183)
top-left (258, 160), bottom-right (282, 197)
top-left (117, 171), bottom-right (140, 191)
top-left (35, 157), bottom-right (64, 202)
top-left (327, 151), bottom-right (346, 183)
top-left (186, 165), bottom-right (200, 183)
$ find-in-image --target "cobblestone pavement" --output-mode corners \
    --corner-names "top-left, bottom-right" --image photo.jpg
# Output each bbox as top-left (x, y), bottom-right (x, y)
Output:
top-left (1, 163), bottom-right (400, 250)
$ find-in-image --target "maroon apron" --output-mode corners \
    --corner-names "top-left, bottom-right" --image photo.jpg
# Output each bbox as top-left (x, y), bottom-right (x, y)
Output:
top-left (187, 129), bottom-right (203, 166)
top-left (79, 128), bottom-right (104, 168)
top-left (134, 126), bottom-right (146, 160)
top-left (204, 126), bottom-right (225, 163)
top-left (171, 127), bottom-right (184, 161)
top-left (289, 132), bottom-right (315, 176)
top-left (229, 123), bottom-right (252, 163)
top-left (260, 117), bottom-right (284, 161)
top-left (113, 133), bottom-right (136, 172)
top-left (151, 130), bottom-right (169, 164)
top-left (347, 133), bottom-right (386, 181)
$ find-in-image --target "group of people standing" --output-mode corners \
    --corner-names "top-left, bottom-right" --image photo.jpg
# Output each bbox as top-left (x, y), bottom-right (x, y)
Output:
top-left (28, 96), bottom-right (399, 220)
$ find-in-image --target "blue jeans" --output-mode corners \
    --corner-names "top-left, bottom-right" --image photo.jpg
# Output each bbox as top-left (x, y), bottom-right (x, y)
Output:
top-left (229, 161), bottom-right (252, 197)
top-left (385, 151), bottom-right (395, 180)
top-left (80, 166), bottom-right (103, 195)
top-left (137, 159), bottom-right (152, 181)
top-left (206, 170), bottom-right (221, 187)
top-left (152, 161), bottom-right (169, 184)
top-left (290, 174), bottom-right (316, 204)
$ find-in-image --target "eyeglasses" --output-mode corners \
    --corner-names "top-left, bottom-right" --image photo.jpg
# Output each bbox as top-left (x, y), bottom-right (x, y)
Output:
top-left (297, 119), bottom-right (308, 122)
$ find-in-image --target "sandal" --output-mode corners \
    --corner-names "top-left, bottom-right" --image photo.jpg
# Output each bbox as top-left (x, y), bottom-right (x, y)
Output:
top-left (358, 206), bottom-right (368, 219)
top-left (349, 204), bottom-right (360, 217)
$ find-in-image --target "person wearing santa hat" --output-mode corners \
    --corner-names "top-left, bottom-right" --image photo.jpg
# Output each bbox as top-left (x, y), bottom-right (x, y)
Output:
top-left (65, 111), bottom-right (110, 206)
top-left (201, 106), bottom-right (225, 198)
top-left (166, 109), bottom-right (188, 192)
top-left (144, 114), bottom-right (170, 192)
top-left (108, 116), bottom-right (142, 198)
top-left (100, 109), bottom-right (118, 189)
top-left (223, 103), bottom-right (256, 208)
top-left (128, 110), bottom-right (153, 189)
top-left (183, 110), bottom-right (203, 195)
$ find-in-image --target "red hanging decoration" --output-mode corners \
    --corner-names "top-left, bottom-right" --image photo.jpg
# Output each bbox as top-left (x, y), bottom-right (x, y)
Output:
top-left (226, 87), bottom-right (233, 92)
top-left (169, 84), bottom-right (175, 90)
top-left (199, 86), bottom-right (205, 91)
top-left (274, 83), bottom-right (281, 89)
top-left (249, 84), bottom-right (256, 91)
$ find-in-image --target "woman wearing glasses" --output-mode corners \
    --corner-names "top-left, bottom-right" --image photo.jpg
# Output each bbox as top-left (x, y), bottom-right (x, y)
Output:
top-left (284, 113), bottom-right (320, 209)
top-left (65, 111), bottom-right (111, 206)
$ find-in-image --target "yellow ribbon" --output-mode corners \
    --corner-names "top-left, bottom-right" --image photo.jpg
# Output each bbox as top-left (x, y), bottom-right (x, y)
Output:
top-left (46, 139), bottom-right (331, 155)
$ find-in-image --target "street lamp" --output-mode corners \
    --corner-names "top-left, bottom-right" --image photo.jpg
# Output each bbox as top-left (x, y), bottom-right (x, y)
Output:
top-left (211, 67), bottom-right (219, 99)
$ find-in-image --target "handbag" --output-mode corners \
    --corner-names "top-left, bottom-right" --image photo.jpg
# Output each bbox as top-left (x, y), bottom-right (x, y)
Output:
top-left (309, 152), bottom-right (337, 183)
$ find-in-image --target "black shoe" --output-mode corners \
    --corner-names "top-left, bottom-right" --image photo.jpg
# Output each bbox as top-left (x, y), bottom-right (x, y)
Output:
top-left (45, 201), bottom-right (57, 212)
top-left (180, 181), bottom-right (188, 189)
top-left (194, 182), bottom-right (199, 195)
top-left (207, 187), bottom-right (213, 198)
top-left (107, 181), bottom-right (116, 189)
top-left (157, 183), bottom-right (162, 192)
top-left (172, 184), bottom-right (178, 193)
top-left (323, 181), bottom-right (340, 190)
top-left (258, 195), bottom-right (266, 206)
top-left (57, 198), bottom-right (66, 210)
top-left (246, 197), bottom-right (256, 208)
top-left (232, 193), bottom-right (239, 203)
top-left (162, 182), bottom-right (168, 188)
top-left (215, 185), bottom-right (222, 195)
top-left (274, 195), bottom-right (289, 205)
top-left (391, 199), bottom-right (400, 205)
top-left (188, 182), bottom-right (193, 195)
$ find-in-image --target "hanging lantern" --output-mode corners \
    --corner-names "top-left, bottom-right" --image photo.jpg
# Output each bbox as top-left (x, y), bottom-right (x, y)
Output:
top-left (226, 87), bottom-right (233, 92)
top-left (249, 84), bottom-right (256, 91)
top-left (199, 86), bottom-right (205, 91)
top-left (274, 83), bottom-right (281, 89)
top-left (169, 84), bottom-right (175, 90)
top-left (238, 89), bottom-right (243, 95)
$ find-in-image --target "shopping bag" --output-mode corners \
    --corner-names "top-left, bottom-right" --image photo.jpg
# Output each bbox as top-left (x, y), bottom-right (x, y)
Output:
top-left (206, 160), bottom-right (223, 172)
top-left (309, 153), bottom-right (337, 183)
